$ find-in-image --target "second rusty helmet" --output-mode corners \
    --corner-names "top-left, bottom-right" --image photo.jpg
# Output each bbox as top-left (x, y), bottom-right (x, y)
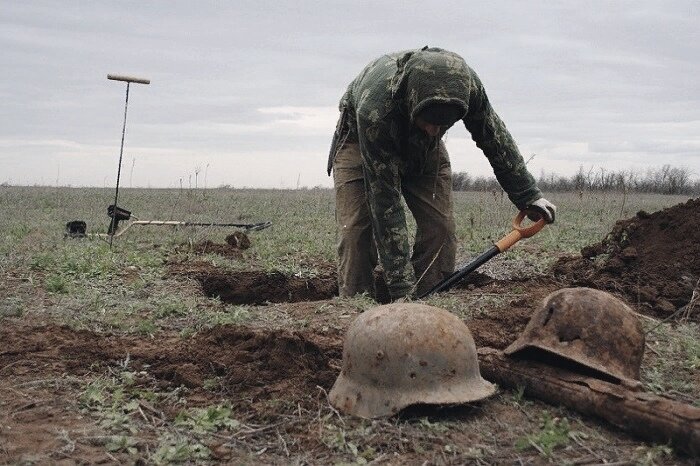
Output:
top-left (504, 287), bottom-right (644, 383)
top-left (329, 303), bottom-right (496, 418)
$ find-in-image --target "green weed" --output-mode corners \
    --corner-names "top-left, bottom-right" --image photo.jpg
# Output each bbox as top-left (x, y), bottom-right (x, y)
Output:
top-left (515, 412), bottom-right (575, 458)
top-left (209, 305), bottom-right (251, 325)
top-left (335, 293), bottom-right (377, 311)
top-left (179, 327), bottom-right (196, 338)
top-left (137, 319), bottom-right (157, 335)
top-left (322, 420), bottom-right (376, 463)
top-left (680, 329), bottom-right (700, 371)
top-left (153, 298), bottom-right (192, 318)
top-left (45, 273), bottom-right (70, 293)
top-left (5, 223), bottom-right (31, 241)
top-left (105, 435), bottom-right (139, 455)
top-left (643, 322), bottom-right (700, 402)
top-left (509, 386), bottom-right (531, 408)
top-left (151, 434), bottom-right (211, 464)
top-left (634, 444), bottom-right (673, 466)
top-left (29, 252), bottom-right (55, 271)
top-left (0, 297), bottom-right (24, 317)
top-left (79, 370), bottom-right (155, 434)
top-left (202, 378), bottom-right (219, 390)
top-left (174, 404), bottom-right (240, 434)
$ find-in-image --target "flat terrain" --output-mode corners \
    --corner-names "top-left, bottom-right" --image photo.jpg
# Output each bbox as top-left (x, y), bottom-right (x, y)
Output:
top-left (1, 186), bottom-right (698, 464)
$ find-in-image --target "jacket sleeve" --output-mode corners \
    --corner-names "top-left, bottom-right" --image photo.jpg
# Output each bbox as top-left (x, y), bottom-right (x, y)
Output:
top-left (356, 114), bottom-right (416, 299)
top-left (463, 84), bottom-right (541, 209)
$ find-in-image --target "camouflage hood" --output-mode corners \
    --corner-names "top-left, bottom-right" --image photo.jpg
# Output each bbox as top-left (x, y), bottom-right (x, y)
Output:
top-left (389, 47), bottom-right (471, 123)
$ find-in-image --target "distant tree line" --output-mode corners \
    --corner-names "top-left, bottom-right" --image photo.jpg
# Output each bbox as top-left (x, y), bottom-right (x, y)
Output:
top-left (452, 165), bottom-right (699, 195)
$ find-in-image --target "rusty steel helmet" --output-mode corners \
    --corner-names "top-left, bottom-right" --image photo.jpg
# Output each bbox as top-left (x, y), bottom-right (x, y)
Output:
top-left (329, 303), bottom-right (496, 418)
top-left (505, 287), bottom-right (644, 384)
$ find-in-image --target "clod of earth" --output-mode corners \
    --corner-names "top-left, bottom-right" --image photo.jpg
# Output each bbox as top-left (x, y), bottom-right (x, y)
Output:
top-left (554, 197), bottom-right (700, 318)
top-left (225, 231), bottom-right (251, 249)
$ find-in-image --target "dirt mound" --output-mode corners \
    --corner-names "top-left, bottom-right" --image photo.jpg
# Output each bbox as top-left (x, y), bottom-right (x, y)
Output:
top-left (198, 270), bottom-right (338, 304)
top-left (0, 324), bottom-right (340, 403)
top-left (225, 231), bottom-right (250, 249)
top-left (183, 240), bottom-right (244, 258)
top-left (554, 197), bottom-right (700, 317)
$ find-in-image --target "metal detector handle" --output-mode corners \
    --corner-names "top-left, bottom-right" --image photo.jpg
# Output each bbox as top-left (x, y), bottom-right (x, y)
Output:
top-left (108, 74), bottom-right (151, 85)
top-left (494, 211), bottom-right (547, 253)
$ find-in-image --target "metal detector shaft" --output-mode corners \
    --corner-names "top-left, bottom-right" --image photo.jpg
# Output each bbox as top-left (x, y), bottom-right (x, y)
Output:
top-left (103, 220), bottom-right (273, 239)
top-left (418, 211), bottom-right (547, 299)
top-left (130, 220), bottom-right (272, 229)
top-left (107, 74), bottom-right (150, 248)
top-left (180, 221), bottom-right (272, 230)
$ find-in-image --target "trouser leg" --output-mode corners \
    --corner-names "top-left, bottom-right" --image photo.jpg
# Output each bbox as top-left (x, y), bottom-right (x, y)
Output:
top-left (333, 143), bottom-right (377, 297)
top-left (401, 141), bottom-right (457, 297)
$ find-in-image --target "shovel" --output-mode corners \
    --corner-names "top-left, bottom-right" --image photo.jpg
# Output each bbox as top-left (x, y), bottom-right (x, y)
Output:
top-left (418, 211), bottom-right (547, 298)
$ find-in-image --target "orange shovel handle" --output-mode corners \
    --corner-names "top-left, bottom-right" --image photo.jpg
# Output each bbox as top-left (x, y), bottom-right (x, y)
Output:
top-left (494, 211), bottom-right (547, 253)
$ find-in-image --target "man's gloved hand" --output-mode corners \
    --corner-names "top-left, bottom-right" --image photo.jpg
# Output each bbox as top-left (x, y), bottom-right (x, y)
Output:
top-left (526, 198), bottom-right (557, 223)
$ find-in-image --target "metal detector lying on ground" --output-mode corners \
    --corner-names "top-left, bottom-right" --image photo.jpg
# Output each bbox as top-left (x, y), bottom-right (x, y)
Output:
top-left (66, 205), bottom-right (272, 239)
top-left (104, 205), bottom-right (272, 238)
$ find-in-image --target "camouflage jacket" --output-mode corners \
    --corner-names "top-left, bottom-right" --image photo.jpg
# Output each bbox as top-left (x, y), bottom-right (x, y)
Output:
top-left (328, 47), bottom-right (541, 298)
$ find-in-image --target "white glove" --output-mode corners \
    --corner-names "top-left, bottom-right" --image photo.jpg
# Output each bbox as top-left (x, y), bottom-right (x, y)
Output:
top-left (526, 198), bottom-right (556, 223)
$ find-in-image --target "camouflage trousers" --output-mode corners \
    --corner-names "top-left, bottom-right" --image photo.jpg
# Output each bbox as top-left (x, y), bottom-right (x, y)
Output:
top-left (333, 142), bottom-right (457, 298)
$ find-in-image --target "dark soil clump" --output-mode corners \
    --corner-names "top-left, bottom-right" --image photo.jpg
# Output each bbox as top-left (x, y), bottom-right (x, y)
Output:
top-left (554, 197), bottom-right (700, 318)
top-left (225, 231), bottom-right (251, 249)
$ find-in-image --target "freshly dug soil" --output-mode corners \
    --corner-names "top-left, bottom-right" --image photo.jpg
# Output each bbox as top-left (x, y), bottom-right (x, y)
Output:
top-left (554, 197), bottom-right (700, 318)
top-left (0, 324), bottom-right (340, 403)
top-left (149, 326), bottom-right (339, 401)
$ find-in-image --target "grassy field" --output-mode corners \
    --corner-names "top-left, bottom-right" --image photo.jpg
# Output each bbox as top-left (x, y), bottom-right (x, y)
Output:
top-left (0, 186), bottom-right (698, 464)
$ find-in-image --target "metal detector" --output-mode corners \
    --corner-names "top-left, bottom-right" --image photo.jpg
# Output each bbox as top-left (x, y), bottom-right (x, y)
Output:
top-left (107, 74), bottom-right (150, 248)
top-left (101, 205), bottom-right (272, 238)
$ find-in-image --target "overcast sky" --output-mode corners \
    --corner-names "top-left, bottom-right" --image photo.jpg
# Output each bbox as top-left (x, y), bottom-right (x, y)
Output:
top-left (1, 1), bottom-right (698, 188)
